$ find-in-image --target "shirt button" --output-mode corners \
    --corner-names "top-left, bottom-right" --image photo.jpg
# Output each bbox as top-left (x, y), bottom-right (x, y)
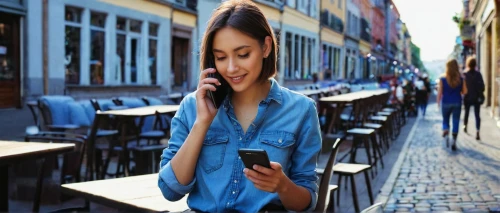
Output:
top-left (227, 202), bottom-right (230, 206)
top-left (238, 156), bottom-right (241, 159)
top-left (234, 180), bottom-right (238, 183)
top-left (239, 137), bottom-right (242, 140)
top-left (232, 191), bottom-right (236, 194)
top-left (278, 139), bottom-right (283, 143)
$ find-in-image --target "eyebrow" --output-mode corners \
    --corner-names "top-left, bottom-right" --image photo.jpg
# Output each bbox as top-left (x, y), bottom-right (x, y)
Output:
top-left (213, 45), bottom-right (250, 53)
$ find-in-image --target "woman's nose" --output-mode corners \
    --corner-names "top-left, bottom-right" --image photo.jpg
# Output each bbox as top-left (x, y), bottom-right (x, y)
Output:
top-left (227, 58), bottom-right (239, 73)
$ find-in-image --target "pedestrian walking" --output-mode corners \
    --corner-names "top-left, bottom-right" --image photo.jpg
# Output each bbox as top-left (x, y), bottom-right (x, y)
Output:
top-left (437, 59), bottom-right (467, 150)
top-left (415, 74), bottom-right (431, 117)
top-left (157, 1), bottom-right (321, 212)
top-left (462, 56), bottom-right (485, 140)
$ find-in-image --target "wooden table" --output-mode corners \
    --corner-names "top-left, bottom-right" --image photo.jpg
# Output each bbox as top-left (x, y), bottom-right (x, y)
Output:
top-left (320, 89), bottom-right (388, 103)
top-left (61, 174), bottom-right (188, 212)
top-left (99, 105), bottom-right (180, 117)
top-left (319, 89), bottom-right (389, 134)
top-left (296, 88), bottom-right (333, 97)
top-left (0, 141), bottom-right (75, 212)
top-left (87, 105), bottom-right (180, 179)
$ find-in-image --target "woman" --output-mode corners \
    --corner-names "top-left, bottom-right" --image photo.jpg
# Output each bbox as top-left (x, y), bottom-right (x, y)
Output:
top-left (463, 56), bottom-right (484, 140)
top-left (437, 59), bottom-right (467, 150)
top-left (415, 74), bottom-right (430, 117)
top-left (157, 1), bottom-right (321, 212)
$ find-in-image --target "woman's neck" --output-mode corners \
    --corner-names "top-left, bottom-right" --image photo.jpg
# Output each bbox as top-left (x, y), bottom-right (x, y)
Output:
top-left (231, 80), bottom-right (271, 106)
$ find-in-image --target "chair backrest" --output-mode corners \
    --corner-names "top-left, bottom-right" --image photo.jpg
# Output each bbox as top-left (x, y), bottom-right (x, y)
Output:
top-left (38, 95), bottom-right (75, 127)
top-left (360, 202), bottom-right (384, 213)
top-left (315, 138), bottom-right (343, 212)
top-left (25, 133), bottom-right (86, 182)
top-left (90, 99), bottom-right (102, 111)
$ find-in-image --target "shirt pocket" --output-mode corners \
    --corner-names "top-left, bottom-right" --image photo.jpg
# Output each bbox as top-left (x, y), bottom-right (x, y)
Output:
top-left (259, 131), bottom-right (296, 166)
top-left (199, 129), bottom-right (229, 174)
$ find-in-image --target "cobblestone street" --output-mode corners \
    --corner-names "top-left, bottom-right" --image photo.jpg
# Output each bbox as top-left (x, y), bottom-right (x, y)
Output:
top-left (379, 103), bottom-right (500, 212)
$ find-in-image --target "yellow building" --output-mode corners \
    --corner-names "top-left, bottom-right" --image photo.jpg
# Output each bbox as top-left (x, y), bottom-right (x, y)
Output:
top-left (470, 0), bottom-right (500, 122)
top-left (279, 1), bottom-right (321, 86)
top-left (320, 0), bottom-right (345, 80)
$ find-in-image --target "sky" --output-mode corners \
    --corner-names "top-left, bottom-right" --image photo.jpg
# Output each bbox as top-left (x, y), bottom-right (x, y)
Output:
top-left (392, 0), bottom-right (464, 62)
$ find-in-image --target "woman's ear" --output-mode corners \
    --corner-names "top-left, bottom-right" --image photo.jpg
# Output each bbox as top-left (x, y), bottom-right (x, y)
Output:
top-left (263, 36), bottom-right (272, 58)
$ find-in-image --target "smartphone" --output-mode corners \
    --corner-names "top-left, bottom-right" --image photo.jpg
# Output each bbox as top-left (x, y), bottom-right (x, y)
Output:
top-left (238, 148), bottom-right (271, 169)
top-left (206, 59), bottom-right (230, 109)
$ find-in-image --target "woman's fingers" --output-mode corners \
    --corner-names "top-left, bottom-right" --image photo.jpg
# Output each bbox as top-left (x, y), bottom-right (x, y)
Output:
top-left (198, 72), bottom-right (221, 89)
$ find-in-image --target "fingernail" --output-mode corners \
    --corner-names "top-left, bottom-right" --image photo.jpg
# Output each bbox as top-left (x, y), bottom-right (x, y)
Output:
top-left (217, 82), bottom-right (221, 86)
top-left (253, 165), bottom-right (258, 170)
top-left (243, 168), bottom-right (248, 173)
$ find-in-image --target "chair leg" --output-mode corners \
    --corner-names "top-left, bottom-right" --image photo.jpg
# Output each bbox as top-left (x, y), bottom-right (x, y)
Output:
top-left (328, 189), bottom-right (335, 213)
top-left (350, 175), bottom-right (360, 213)
top-left (371, 133), bottom-right (384, 169)
top-left (364, 170), bottom-right (374, 205)
top-left (337, 175), bottom-right (342, 207)
top-left (33, 158), bottom-right (46, 213)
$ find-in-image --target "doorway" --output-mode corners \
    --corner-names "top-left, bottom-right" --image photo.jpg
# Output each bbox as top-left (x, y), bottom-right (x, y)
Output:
top-left (171, 36), bottom-right (189, 89)
top-left (0, 12), bottom-right (21, 108)
top-left (126, 35), bottom-right (141, 84)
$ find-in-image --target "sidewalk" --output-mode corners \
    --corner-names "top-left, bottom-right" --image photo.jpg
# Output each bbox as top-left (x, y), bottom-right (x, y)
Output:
top-left (377, 103), bottom-right (500, 212)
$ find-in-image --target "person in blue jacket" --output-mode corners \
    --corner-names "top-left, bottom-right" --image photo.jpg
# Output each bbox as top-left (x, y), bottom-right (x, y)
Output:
top-left (157, 1), bottom-right (322, 212)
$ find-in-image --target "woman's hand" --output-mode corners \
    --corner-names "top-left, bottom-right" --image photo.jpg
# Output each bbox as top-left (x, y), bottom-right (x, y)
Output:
top-left (195, 68), bottom-right (221, 125)
top-left (243, 162), bottom-right (290, 193)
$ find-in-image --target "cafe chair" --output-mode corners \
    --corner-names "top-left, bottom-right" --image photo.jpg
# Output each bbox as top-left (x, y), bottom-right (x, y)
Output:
top-left (24, 133), bottom-right (88, 213)
top-left (315, 138), bottom-right (343, 213)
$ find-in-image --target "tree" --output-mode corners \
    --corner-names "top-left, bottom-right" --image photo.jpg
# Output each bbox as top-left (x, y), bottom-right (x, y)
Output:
top-left (411, 42), bottom-right (425, 72)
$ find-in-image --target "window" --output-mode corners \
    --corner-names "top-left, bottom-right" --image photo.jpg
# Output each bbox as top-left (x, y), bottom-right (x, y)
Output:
top-left (338, 0), bottom-right (342, 9)
top-left (309, 0), bottom-right (318, 18)
top-left (287, 0), bottom-right (296, 8)
top-left (64, 6), bottom-right (83, 85)
top-left (294, 34), bottom-right (299, 78)
top-left (116, 18), bottom-right (126, 83)
top-left (130, 19), bottom-right (142, 33)
top-left (90, 11), bottom-right (106, 85)
top-left (285, 32), bottom-right (292, 79)
top-left (149, 23), bottom-right (158, 85)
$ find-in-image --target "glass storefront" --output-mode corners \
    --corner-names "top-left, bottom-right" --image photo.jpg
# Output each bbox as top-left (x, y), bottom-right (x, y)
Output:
top-left (0, 11), bottom-right (20, 108)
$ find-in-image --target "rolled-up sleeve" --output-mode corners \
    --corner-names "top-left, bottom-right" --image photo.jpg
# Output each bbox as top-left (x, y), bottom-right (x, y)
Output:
top-left (158, 102), bottom-right (196, 201)
top-left (289, 99), bottom-right (322, 211)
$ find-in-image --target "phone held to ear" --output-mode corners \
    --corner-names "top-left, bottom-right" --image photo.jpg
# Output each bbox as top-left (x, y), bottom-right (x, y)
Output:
top-left (238, 148), bottom-right (271, 169)
top-left (206, 59), bottom-right (230, 109)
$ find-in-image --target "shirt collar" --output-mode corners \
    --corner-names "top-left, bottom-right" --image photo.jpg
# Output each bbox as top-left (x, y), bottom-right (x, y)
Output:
top-left (222, 78), bottom-right (283, 111)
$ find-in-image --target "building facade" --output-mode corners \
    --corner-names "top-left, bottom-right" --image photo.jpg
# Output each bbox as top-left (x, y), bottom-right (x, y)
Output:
top-left (371, 0), bottom-right (387, 77)
top-left (470, 0), bottom-right (500, 123)
top-left (0, 0), bottom-right (26, 108)
top-left (23, 0), bottom-right (197, 101)
top-left (320, 0), bottom-right (346, 80)
top-left (345, 0), bottom-right (361, 79)
top-left (358, 0), bottom-right (372, 79)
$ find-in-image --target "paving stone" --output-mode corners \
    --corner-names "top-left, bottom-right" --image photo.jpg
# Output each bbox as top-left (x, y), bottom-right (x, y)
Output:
top-left (415, 202), bottom-right (431, 208)
top-left (431, 206), bottom-right (449, 211)
top-left (382, 106), bottom-right (500, 213)
top-left (395, 204), bottom-right (414, 209)
top-left (481, 194), bottom-right (496, 202)
top-left (414, 207), bottom-right (430, 212)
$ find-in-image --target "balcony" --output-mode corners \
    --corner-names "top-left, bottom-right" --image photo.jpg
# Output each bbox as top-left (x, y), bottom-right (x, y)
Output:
top-left (160, 0), bottom-right (197, 12)
top-left (360, 18), bottom-right (371, 42)
top-left (320, 10), bottom-right (344, 34)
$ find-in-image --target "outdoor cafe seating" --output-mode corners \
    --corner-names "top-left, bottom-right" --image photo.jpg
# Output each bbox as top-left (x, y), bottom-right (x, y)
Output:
top-left (11, 87), bottom-right (412, 212)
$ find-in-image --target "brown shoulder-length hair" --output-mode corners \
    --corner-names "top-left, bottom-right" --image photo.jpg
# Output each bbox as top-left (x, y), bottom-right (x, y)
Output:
top-left (199, 0), bottom-right (278, 82)
top-left (445, 59), bottom-right (461, 88)
top-left (465, 56), bottom-right (476, 72)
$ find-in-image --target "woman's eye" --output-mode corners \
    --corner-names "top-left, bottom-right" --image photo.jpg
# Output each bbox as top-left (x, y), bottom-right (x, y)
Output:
top-left (215, 57), bottom-right (226, 61)
top-left (238, 53), bottom-right (249, 58)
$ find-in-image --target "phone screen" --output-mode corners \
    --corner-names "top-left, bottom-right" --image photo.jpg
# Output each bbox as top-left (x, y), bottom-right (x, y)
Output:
top-left (206, 59), bottom-right (230, 109)
top-left (238, 148), bottom-right (271, 169)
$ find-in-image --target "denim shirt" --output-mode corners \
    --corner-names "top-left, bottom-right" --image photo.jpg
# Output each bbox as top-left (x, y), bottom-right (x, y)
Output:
top-left (158, 78), bottom-right (322, 212)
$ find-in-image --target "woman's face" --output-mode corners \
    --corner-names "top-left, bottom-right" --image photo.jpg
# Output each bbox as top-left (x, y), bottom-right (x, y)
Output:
top-left (212, 27), bottom-right (271, 93)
